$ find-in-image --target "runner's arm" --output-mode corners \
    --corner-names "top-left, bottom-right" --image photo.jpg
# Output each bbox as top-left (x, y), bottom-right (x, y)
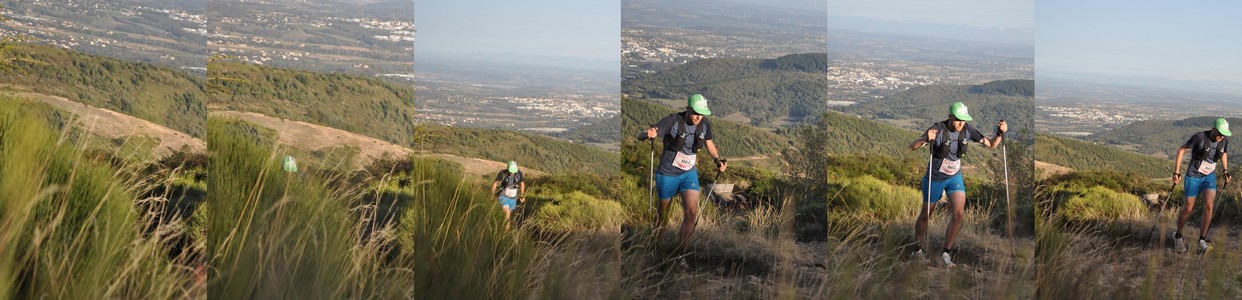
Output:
top-left (1173, 147), bottom-right (1190, 182)
top-left (983, 120), bottom-right (1007, 149)
top-left (490, 181), bottom-right (499, 196)
top-left (1222, 152), bottom-right (1230, 184)
top-left (519, 182), bottom-right (526, 202)
top-left (910, 127), bottom-right (935, 150)
top-left (705, 139), bottom-right (727, 172)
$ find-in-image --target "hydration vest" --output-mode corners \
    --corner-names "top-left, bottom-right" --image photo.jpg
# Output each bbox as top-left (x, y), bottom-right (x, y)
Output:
top-left (499, 171), bottom-right (521, 189)
top-left (662, 112), bottom-right (706, 153)
top-left (1192, 130), bottom-right (1228, 162)
top-left (931, 121), bottom-right (970, 159)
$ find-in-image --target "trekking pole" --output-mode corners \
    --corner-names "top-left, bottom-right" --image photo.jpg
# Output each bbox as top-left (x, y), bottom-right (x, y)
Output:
top-left (999, 123), bottom-right (1015, 257)
top-left (649, 136), bottom-right (656, 223)
top-left (699, 159), bottom-right (726, 228)
top-left (1146, 181), bottom-right (1179, 246)
top-left (925, 152), bottom-right (933, 254)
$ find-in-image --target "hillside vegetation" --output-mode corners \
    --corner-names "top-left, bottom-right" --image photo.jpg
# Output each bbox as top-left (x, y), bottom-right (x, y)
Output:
top-left (209, 61), bottom-right (615, 175)
top-left (1036, 133), bottom-right (1170, 178)
top-left (1, 43), bottom-right (205, 137)
top-left (1085, 116), bottom-right (1242, 158)
top-left (419, 125), bottom-right (620, 176)
top-left (622, 53), bottom-right (828, 126)
top-left (842, 79), bottom-right (1033, 133)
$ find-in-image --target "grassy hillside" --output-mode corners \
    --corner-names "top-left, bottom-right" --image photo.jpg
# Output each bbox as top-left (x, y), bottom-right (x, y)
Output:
top-left (824, 110), bottom-right (921, 159)
top-left (2, 95), bottom-right (204, 299)
top-left (1085, 116), bottom-right (1242, 158)
top-left (622, 53), bottom-right (827, 126)
top-left (419, 125), bottom-right (619, 176)
top-left (1036, 133), bottom-right (1170, 178)
top-left (208, 61), bottom-right (418, 144)
top-left (209, 61), bottom-right (615, 175)
top-left (1, 43), bottom-right (206, 137)
top-left (842, 79), bottom-right (1033, 133)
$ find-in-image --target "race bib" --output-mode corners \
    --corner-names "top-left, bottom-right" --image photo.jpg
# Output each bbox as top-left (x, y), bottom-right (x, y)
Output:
top-left (1198, 161), bottom-right (1217, 175)
top-left (673, 151), bottom-right (697, 171)
top-left (939, 159), bottom-right (962, 176)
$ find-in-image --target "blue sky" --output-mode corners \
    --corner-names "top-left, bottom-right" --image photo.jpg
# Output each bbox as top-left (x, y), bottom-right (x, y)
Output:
top-left (828, 0), bottom-right (1033, 30)
top-left (415, 0), bottom-right (619, 71)
top-left (1037, 0), bottom-right (1242, 84)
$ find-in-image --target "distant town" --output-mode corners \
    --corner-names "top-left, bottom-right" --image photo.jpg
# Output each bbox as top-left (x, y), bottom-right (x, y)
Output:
top-left (0, 0), bottom-right (206, 71)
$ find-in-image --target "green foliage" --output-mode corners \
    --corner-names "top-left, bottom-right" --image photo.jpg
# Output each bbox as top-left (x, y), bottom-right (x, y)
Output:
top-left (555, 114), bottom-right (619, 145)
top-left (2, 43), bottom-right (206, 137)
top-left (210, 61), bottom-right (614, 175)
top-left (420, 124), bottom-right (620, 175)
top-left (1056, 186), bottom-right (1146, 222)
top-left (1, 97), bottom-right (198, 298)
top-left (1037, 133), bottom-right (1170, 178)
top-left (623, 53), bottom-right (828, 126)
top-left (392, 157), bottom-right (544, 298)
top-left (823, 110), bottom-right (921, 158)
top-left (1085, 116), bottom-right (1242, 157)
top-left (207, 116), bottom-right (408, 298)
top-left (527, 191), bottom-right (625, 233)
top-left (209, 61), bottom-right (416, 144)
top-left (831, 175), bottom-right (922, 222)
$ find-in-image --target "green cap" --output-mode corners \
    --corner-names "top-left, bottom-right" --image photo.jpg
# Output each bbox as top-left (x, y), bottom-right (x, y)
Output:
top-left (282, 155), bottom-right (298, 173)
top-left (1215, 118), bottom-right (1232, 136)
top-left (508, 161), bottom-right (518, 173)
top-left (949, 102), bottom-right (972, 121)
top-left (688, 94), bottom-right (712, 116)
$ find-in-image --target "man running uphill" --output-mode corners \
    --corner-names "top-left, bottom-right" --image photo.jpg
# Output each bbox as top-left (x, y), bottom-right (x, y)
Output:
top-left (1172, 118), bottom-right (1231, 253)
top-left (637, 94), bottom-right (728, 250)
top-left (491, 161), bottom-right (525, 230)
top-left (908, 102), bottom-right (1006, 268)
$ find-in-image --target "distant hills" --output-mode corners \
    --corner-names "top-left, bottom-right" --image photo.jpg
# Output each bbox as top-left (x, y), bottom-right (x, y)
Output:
top-left (2, 43), bottom-right (206, 137)
top-left (1084, 116), bottom-right (1242, 158)
top-left (555, 115), bottom-right (619, 146)
top-left (622, 53), bottom-right (828, 127)
top-left (1036, 133), bottom-right (1170, 178)
top-left (823, 110), bottom-right (920, 159)
top-left (840, 79), bottom-right (1034, 134)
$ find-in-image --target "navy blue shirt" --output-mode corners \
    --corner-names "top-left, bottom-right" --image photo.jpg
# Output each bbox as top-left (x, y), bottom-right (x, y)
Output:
top-left (638, 112), bottom-right (714, 176)
top-left (1183, 131), bottom-right (1228, 178)
top-left (921, 122), bottom-right (985, 181)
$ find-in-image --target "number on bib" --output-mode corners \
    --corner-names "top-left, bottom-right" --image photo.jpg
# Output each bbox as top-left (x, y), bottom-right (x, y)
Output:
top-left (939, 159), bottom-right (961, 176)
top-left (673, 151), bottom-right (697, 171)
top-left (1198, 161), bottom-right (1217, 175)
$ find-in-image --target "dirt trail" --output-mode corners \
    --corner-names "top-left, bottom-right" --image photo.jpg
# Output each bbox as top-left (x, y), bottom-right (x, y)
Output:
top-left (211, 110), bottom-right (541, 177)
top-left (7, 91), bottom-right (205, 157)
top-left (1035, 160), bottom-right (1073, 178)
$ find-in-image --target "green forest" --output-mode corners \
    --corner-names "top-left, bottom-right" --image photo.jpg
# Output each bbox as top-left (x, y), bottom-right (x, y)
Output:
top-left (1036, 133), bottom-right (1170, 178)
top-left (209, 61), bottom-right (616, 175)
top-left (1, 43), bottom-right (206, 137)
top-left (622, 53), bottom-right (828, 127)
top-left (1085, 116), bottom-right (1242, 157)
top-left (841, 79), bottom-right (1034, 134)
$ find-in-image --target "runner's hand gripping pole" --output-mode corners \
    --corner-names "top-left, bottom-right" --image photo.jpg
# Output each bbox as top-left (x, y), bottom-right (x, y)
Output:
top-left (997, 121), bottom-right (1012, 238)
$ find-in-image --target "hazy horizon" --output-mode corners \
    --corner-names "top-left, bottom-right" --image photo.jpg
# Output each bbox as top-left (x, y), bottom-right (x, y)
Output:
top-left (1037, 0), bottom-right (1242, 93)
